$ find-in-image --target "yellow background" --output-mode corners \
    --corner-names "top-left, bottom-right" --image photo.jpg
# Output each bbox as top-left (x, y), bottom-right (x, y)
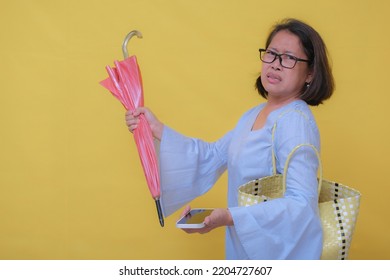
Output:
top-left (1, 0), bottom-right (389, 259)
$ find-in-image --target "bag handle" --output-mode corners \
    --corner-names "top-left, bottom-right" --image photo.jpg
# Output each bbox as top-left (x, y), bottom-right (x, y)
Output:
top-left (270, 109), bottom-right (309, 175)
top-left (282, 144), bottom-right (323, 196)
top-left (269, 109), bottom-right (322, 195)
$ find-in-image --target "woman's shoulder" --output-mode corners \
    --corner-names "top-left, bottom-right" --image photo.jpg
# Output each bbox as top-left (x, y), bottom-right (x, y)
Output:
top-left (271, 100), bottom-right (316, 127)
top-left (274, 101), bottom-right (320, 147)
top-left (270, 100), bottom-right (319, 142)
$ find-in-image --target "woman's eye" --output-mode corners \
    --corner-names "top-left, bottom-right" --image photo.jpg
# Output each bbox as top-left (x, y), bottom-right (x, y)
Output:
top-left (285, 55), bottom-right (296, 61)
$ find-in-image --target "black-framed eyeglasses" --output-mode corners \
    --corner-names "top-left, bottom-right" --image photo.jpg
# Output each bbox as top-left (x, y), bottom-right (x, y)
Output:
top-left (259, 48), bottom-right (310, 69)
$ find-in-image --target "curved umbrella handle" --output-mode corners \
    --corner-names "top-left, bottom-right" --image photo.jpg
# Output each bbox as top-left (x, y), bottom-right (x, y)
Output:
top-left (122, 30), bottom-right (143, 59)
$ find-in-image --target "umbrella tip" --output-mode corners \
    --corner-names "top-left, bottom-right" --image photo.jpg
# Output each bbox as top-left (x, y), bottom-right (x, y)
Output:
top-left (155, 199), bottom-right (165, 227)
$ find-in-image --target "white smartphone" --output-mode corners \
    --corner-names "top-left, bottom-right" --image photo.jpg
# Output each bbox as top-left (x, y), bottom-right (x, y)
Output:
top-left (176, 208), bottom-right (214, 229)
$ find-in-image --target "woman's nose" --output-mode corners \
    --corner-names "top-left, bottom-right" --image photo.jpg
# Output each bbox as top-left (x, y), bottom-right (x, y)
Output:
top-left (271, 57), bottom-right (282, 70)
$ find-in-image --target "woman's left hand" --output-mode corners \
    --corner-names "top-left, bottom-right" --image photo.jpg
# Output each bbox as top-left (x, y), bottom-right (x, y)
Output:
top-left (181, 206), bottom-right (234, 234)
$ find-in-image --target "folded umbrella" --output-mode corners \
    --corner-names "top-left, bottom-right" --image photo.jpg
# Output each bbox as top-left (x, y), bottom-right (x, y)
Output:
top-left (100, 30), bottom-right (164, 227)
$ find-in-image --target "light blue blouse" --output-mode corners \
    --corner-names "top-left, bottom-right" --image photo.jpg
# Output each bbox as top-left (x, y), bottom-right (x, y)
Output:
top-left (159, 100), bottom-right (323, 259)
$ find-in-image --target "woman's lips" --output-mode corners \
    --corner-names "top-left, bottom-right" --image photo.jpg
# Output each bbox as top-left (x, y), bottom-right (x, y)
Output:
top-left (266, 72), bottom-right (281, 84)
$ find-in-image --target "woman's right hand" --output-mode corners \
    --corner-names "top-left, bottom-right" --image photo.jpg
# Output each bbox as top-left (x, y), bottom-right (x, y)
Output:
top-left (125, 107), bottom-right (164, 140)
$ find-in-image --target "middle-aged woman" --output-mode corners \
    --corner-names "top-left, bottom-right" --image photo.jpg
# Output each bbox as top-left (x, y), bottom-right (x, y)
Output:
top-left (125, 18), bottom-right (334, 259)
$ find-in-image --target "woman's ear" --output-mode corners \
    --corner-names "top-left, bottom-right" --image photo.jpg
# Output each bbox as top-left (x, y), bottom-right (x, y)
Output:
top-left (305, 71), bottom-right (313, 84)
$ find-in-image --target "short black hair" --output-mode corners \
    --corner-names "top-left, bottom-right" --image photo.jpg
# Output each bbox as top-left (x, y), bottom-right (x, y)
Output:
top-left (256, 18), bottom-right (334, 106)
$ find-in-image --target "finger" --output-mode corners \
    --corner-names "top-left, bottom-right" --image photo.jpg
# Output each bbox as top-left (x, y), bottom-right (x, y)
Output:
top-left (125, 116), bottom-right (139, 132)
top-left (126, 117), bottom-right (140, 126)
top-left (133, 107), bottom-right (146, 117)
top-left (125, 113), bottom-right (135, 124)
top-left (125, 110), bottom-right (134, 117)
top-left (128, 125), bottom-right (137, 133)
top-left (203, 216), bottom-right (211, 227)
top-left (180, 205), bottom-right (191, 217)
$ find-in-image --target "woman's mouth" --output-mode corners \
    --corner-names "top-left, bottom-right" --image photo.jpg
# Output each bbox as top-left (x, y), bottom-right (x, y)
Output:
top-left (266, 73), bottom-right (281, 84)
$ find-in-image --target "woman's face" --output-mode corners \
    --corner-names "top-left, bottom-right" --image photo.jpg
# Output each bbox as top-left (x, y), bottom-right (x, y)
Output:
top-left (261, 30), bottom-right (312, 101)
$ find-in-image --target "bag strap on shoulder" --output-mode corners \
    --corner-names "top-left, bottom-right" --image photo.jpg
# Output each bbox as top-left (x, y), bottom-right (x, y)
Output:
top-left (270, 109), bottom-right (322, 196)
top-left (282, 144), bottom-right (323, 196)
top-left (271, 109), bottom-right (309, 174)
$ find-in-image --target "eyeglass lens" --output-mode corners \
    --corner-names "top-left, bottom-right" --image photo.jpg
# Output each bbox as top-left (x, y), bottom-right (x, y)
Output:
top-left (260, 50), bottom-right (298, 69)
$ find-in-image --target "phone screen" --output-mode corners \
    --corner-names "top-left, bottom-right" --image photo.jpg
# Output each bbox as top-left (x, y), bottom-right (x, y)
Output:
top-left (176, 209), bottom-right (213, 228)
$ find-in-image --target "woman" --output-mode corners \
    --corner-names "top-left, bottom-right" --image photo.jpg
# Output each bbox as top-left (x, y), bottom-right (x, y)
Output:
top-left (126, 18), bottom-right (334, 259)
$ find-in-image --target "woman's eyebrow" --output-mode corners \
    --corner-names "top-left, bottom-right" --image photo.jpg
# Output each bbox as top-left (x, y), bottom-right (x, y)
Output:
top-left (269, 47), bottom-right (297, 56)
top-left (267, 47), bottom-right (294, 54)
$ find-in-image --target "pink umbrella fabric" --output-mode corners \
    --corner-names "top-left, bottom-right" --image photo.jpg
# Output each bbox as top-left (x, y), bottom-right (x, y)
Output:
top-left (100, 31), bottom-right (163, 226)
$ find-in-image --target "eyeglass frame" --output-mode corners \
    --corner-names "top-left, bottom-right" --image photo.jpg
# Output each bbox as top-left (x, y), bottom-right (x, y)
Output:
top-left (259, 48), bottom-right (311, 69)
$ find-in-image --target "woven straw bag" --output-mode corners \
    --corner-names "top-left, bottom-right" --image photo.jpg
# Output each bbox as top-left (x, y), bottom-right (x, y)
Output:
top-left (238, 143), bottom-right (361, 260)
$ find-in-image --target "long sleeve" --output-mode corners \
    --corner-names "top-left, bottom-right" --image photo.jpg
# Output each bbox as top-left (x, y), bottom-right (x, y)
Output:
top-left (159, 126), bottom-right (232, 216)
